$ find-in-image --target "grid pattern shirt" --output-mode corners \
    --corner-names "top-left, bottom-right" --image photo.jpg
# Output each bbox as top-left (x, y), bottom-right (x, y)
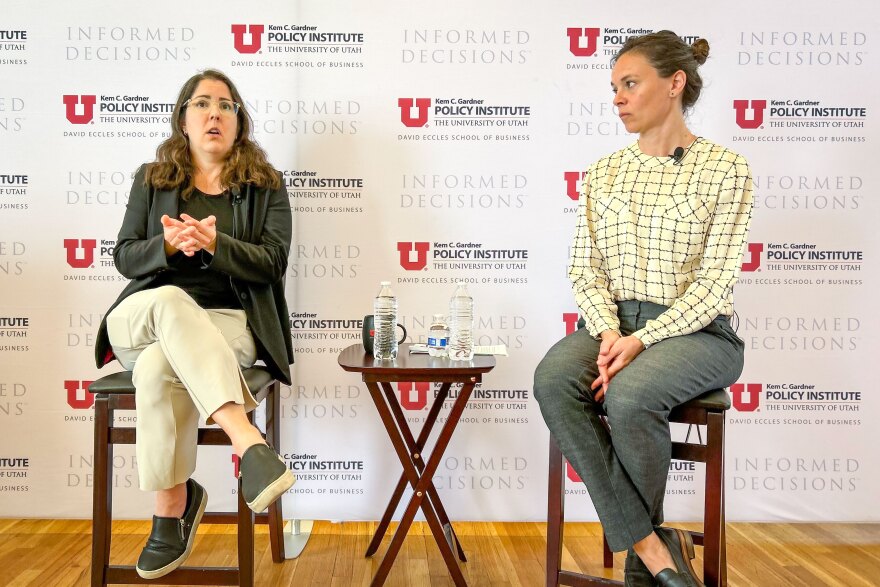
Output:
top-left (569, 138), bottom-right (753, 347)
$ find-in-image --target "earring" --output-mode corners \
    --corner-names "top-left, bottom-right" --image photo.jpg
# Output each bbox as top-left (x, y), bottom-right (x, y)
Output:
top-left (669, 92), bottom-right (675, 97)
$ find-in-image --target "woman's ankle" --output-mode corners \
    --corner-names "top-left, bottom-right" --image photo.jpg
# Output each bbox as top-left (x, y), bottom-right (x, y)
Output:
top-left (632, 531), bottom-right (676, 576)
top-left (154, 482), bottom-right (188, 518)
top-left (234, 434), bottom-right (267, 459)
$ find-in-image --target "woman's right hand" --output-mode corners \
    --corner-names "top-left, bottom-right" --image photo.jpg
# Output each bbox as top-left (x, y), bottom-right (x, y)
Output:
top-left (591, 330), bottom-right (620, 402)
top-left (161, 214), bottom-right (199, 257)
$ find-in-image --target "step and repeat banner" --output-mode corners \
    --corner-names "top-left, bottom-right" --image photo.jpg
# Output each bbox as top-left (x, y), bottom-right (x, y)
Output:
top-left (1, 1), bottom-right (877, 524)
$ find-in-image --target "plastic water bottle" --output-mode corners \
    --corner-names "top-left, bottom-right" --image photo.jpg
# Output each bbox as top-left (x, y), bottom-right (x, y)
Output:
top-left (373, 281), bottom-right (398, 360)
top-left (427, 313), bottom-right (449, 357)
top-left (447, 282), bottom-right (474, 361)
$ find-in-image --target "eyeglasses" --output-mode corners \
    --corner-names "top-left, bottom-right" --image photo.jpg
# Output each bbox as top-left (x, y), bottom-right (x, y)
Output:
top-left (183, 98), bottom-right (240, 116)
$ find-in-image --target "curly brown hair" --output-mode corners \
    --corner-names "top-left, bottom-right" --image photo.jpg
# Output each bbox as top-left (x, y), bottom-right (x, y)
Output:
top-left (144, 69), bottom-right (280, 198)
top-left (613, 31), bottom-right (710, 112)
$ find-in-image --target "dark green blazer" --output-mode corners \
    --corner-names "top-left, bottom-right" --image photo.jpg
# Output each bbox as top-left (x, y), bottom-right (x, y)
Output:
top-left (95, 164), bottom-right (294, 384)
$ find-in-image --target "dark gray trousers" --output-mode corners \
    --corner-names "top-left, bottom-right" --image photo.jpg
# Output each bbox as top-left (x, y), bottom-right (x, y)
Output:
top-left (534, 301), bottom-right (744, 551)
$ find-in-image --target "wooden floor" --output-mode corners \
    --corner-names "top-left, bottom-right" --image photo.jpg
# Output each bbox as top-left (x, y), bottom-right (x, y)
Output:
top-left (0, 519), bottom-right (877, 586)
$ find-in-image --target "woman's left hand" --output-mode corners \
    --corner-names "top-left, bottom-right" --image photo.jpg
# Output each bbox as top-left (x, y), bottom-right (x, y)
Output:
top-left (179, 213), bottom-right (218, 255)
top-left (597, 335), bottom-right (646, 381)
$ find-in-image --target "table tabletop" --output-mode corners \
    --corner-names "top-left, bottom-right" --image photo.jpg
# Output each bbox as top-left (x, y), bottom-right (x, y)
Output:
top-left (338, 343), bottom-right (496, 377)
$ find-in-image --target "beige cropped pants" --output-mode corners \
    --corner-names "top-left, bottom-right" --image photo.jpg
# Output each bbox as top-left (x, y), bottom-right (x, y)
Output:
top-left (106, 286), bottom-right (258, 491)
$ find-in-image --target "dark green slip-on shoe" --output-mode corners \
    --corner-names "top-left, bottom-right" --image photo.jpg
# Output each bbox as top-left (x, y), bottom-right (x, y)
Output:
top-left (240, 443), bottom-right (296, 513)
top-left (654, 526), bottom-right (704, 587)
top-left (136, 478), bottom-right (207, 579)
top-left (625, 548), bottom-right (658, 586)
top-left (655, 568), bottom-right (691, 587)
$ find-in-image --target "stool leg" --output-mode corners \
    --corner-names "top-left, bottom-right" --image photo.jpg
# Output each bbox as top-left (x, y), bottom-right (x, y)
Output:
top-left (238, 476), bottom-right (255, 587)
top-left (703, 411), bottom-right (725, 587)
top-left (720, 494), bottom-right (728, 587)
top-left (91, 395), bottom-right (112, 587)
top-left (603, 534), bottom-right (613, 568)
top-left (546, 437), bottom-right (564, 587)
top-left (264, 382), bottom-right (286, 563)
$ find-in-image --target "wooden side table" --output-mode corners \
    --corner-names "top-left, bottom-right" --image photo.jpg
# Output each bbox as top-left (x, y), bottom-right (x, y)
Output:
top-left (338, 343), bottom-right (496, 586)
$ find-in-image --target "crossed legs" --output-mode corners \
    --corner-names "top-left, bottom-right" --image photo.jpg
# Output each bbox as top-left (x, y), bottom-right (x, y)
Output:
top-left (107, 286), bottom-right (266, 514)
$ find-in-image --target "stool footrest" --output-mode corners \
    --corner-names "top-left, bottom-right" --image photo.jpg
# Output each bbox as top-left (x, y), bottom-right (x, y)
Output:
top-left (559, 571), bottom-right (622, 586)
top-left (107, 428), bottom-right (233, 445)
top-left (201, 511), bottom-right (271, 524)
top-left (106, 565), bottom-right (239, 585)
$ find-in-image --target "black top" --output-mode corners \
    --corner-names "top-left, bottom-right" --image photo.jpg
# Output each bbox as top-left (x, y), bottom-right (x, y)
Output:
top-left (160, 188), bottom-right (241, 309)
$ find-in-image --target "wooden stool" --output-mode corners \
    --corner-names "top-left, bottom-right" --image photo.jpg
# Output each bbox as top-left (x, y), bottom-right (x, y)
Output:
top-left (546, 388), bottom-right (730, 587)
top-left (89, 367), bottom-right (286, 586)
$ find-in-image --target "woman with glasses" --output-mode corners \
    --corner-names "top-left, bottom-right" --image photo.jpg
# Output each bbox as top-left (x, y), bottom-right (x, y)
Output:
top-left (534, 32), bottom-right (752, 587)
top-left (94, 69), bottom-right (295, 580)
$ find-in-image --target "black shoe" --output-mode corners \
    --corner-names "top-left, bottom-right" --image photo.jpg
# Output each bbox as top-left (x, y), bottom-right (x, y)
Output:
top-left (655, 569), bottom-right (690, 587)
top-left (136, 478), bottom-right (207, 579)
top-left (240, 443), bottom-right (296, 513)
top-left (625, 549), bottom-right (658, 586)
top-left (654, 527), bottom-right (704, 587)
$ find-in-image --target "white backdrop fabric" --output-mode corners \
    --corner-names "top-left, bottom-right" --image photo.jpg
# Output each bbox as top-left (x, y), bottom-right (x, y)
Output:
top-left (0, 1), bottom-right (877, 524)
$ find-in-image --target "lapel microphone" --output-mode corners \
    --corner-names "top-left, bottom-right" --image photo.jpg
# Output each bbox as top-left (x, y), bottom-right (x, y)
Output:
top-left (670, 138), bottom-right (701, 165)
top-left (670, 146), bottom-right (685, 163)
top-left (230, 185), bottom-right (243, 205)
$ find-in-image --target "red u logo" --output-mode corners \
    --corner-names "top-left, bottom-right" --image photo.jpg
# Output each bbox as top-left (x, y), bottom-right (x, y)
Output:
top-left (398, 98), bottom-right (431, 127)
top-left (733, 100), bottom-right (766, 129)
top-left (63, 95), bottom-right (96, 124)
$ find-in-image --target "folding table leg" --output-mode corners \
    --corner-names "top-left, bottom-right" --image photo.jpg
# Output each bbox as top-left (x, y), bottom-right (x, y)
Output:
top-left (378, 382), bottom-right (466, 562)
top-left (366, 382), bottom-right (452, 557)
top-left (367, 380), bottom-right (477, 586)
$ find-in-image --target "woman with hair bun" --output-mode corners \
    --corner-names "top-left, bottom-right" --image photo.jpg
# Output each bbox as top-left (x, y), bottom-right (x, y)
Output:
top-left (95, 69), bottom-right (295, 580)
top-left (535, 31), bottom-right (752, 587)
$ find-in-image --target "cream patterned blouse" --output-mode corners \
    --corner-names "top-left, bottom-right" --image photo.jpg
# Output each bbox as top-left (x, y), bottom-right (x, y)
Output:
top-left (569, 138), bottom-right (753, 347)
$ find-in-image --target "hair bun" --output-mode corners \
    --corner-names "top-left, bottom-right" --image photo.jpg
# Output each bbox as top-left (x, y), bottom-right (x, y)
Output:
top-left (692, 38), bottom-right (710, 65)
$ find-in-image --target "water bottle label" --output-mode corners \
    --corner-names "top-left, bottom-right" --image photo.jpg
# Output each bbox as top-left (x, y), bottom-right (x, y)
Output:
top-left (428, 337), bottom-right (448, 347)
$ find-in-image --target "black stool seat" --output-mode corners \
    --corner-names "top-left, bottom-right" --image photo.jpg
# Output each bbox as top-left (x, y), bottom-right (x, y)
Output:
top-left (89, 367), bottom-right (274, 398)
top-left (673, 388), bottom-right (730, 412)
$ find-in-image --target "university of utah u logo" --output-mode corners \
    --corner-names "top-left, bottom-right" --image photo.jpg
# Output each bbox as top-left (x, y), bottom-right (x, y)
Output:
top-left (563, 171), bottom-right (585, 201)
top-left (733, 99), bottom-right (767, 129)
top-left (65, 380), bottom-right (95, 409)
top-left (729, 383), bottom-right (761, 412)
top-left (562, 313), bottom-right (579, 336)
top-left (62, 95), bottom-right (96, 124)
top-left (231, 24), bottom-right (265, 54)
top-left (398, 98), bottom-right (431, 127)
top-left (741, 243), bottom-right (764, 272)
top-left (397, 241), bottom-right (430, 271)
top-left (566, 28), bottom-right (600, 57)
top-left (398, 382), bottom-right (430, 411)
top-left (63, 239), bottom-right (97, 268)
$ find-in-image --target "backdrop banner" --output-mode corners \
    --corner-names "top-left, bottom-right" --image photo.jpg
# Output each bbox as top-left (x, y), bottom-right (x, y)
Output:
top-left (0, 0), bottom-right (876, 524)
